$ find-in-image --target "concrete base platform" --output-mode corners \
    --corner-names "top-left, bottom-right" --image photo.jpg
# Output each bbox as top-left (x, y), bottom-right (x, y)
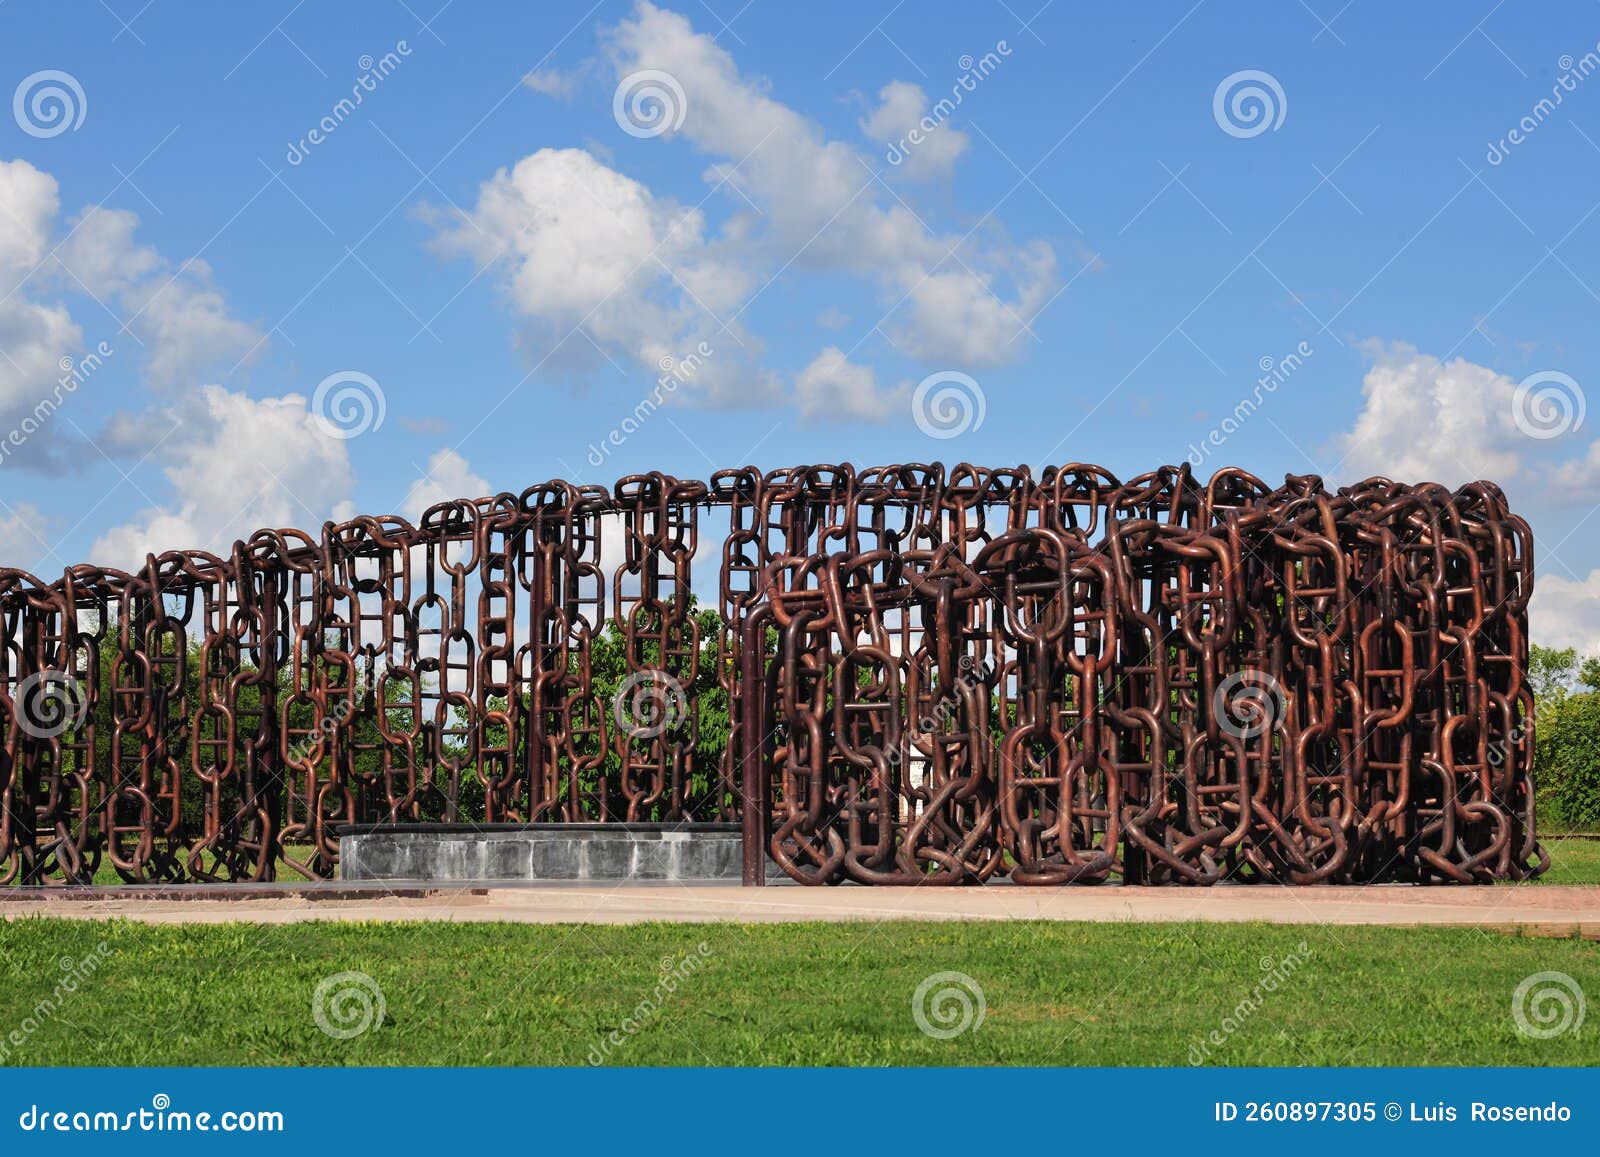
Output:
top-left (4, 882), bottom-right (1597, 935)
top-left (339, 823), bottom-right (776, 882)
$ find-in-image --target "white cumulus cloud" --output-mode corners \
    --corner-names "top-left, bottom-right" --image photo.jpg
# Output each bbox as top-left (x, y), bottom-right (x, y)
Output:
top-left (434, 2), bottom-right (1056, 415)
top-left (859, 80), bottom-right (970, 180)
top-left (1329, 342), bottom-right (1600, 503)
top-left (1531, 568), bottom-right (1600, 657)
top-left (794, 347), bottom-right (908, 421)
top-left (1331, 343), bottom-right (1526, 486)
top-left (54, 205), bottom-right (264, 388)
top-left (0, 502), bottom-right (53, 571)
top-left (0, 169), bottom-right (268, 482)
top-left (603, 1), bottom-right (1054, 365)
top-left (0, 159), bottom-right (84, 466)
top-left (91, 386), bottom-right (357, 566)
top-left (524, 65), bottom-right (590, 99)
top-left (401, 448), bottom-right (490, 521)
top-left (431, 145), bottom-right (763, 405)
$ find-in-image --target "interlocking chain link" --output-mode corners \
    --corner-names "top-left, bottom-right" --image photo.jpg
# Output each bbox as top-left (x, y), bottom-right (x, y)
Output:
top-left (0, 463), bottom-right (1544, 886)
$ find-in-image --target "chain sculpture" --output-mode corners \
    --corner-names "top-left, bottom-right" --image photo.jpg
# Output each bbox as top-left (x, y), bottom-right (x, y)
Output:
top-left (0, 463), bottom-right (1545, 886)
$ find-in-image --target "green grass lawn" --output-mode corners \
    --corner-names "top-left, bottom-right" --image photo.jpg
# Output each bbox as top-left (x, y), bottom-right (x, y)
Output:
top-left (67, 837), bottom-right (1600, 886)
top-left (1, 918), bottom-right (1594, 1067)
top-left (1519, 835), bottom-right (1600, 886)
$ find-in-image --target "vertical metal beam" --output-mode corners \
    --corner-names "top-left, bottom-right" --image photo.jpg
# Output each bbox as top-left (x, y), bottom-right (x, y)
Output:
top-left (740, 605), bottom-right (772, 886)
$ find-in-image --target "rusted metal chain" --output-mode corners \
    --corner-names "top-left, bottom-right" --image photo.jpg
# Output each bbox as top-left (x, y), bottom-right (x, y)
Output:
top-left (0, 463), bottom-right (1544, 886)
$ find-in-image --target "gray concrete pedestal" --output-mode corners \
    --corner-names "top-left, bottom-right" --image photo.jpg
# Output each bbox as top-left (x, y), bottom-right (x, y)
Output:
top-left (339, 823), bottom-right (773, 882)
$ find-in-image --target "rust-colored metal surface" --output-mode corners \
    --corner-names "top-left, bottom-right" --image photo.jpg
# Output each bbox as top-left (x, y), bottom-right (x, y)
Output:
top-left (0, 463), bottom-right (1544, 886)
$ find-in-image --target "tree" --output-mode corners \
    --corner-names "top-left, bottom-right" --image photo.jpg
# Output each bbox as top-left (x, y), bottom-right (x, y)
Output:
top-left (1533, 646), bottom-right (1600, 831)
top-left (1528, 644), bottom-right (1577, 704)
top-left (455, 599), bottom-right (732, 822)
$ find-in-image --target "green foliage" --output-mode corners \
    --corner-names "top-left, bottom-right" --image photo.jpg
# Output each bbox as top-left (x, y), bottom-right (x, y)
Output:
top-left (580, 604), bottom-right (732, 819)
top-left (1528, 644), bottom-right (1577, 704)
top-left (469, 602), bottom-right (731, 819)
top-left (1530, 644), bottom-right (1600, 830)
top-left (1535, 690), bottom-right (1600, 830)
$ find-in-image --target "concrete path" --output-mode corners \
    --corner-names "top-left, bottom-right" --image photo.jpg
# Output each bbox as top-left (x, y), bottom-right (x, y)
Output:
top-left (4, 882), bottom-right (1598, 935)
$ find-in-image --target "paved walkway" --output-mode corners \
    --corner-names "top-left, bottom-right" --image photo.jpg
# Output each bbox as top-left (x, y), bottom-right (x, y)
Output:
top-left (4, 882), bottom-right (1598, 934)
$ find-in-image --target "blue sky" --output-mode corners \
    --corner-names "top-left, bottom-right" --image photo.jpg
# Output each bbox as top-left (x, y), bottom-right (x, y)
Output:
top-left (4, 1), bottom-right (1600, 647)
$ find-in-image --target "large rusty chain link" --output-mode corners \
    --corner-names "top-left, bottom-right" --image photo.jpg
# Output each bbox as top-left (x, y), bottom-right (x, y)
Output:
top-left (0, 462), bottom-right (1544, 886)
